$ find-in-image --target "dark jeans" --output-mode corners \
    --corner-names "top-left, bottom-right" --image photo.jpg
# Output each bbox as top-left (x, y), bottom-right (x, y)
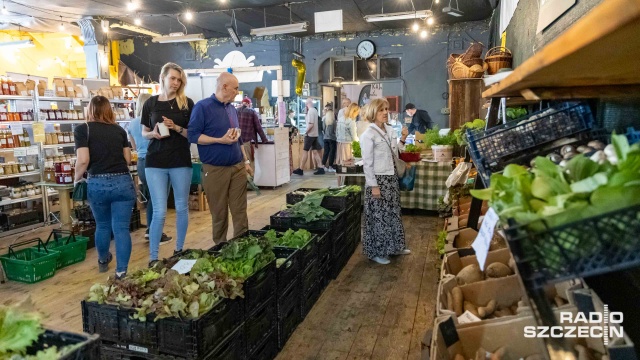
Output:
top-left (88, 174), bottom-right (136, 273)
top-left (322, 139), bottom-right (337, 168)
top-left (137, 157), bottom-right (153, 230)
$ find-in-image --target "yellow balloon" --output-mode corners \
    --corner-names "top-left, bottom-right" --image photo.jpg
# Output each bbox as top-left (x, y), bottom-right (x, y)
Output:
top-left (292, 59), bottom-right (306, 96)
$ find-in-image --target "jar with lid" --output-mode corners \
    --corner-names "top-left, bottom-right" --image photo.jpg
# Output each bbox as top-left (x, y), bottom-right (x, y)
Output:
top-left (19, 163), bottom-right (27, 173)
top-left (11, 163), bottom-right (19, 174)
top-left (34, 186), bottom-right (41, 195)
top-left (4, 164), bottom-right (13, 175)
top-left (44, 167), bottom-right (55, 182)
top-left (57, 131), bottom-right (64, 144)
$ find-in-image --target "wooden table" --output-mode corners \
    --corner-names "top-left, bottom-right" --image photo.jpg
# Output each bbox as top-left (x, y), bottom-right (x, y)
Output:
top-left (36, 182), bottom-right (74, 226)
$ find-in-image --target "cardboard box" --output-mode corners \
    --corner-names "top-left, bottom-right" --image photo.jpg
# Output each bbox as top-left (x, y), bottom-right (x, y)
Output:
top-left (444, 228), bottom-right (478, 256)
top-left (37, 80), bottom-right (47, 96)
top-left (14, 82), bottom-right (28, 96)
top-left (53, 78), bottom-right (66, 97)
top-left (63, 79), bottom-right (75, 98)
top-left (442, 248), bottom-right (513, 279)
top-left (436, 274), bottom-right (526, 321)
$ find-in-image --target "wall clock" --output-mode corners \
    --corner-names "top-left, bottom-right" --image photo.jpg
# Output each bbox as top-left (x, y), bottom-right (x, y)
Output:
top-left (356, 40), bottom-right (376, 60)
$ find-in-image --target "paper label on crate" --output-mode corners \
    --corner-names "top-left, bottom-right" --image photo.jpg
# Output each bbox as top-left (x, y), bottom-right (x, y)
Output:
top-left (471, 207), bottom-right (499, 271)
top-left (10, 124), bottom-right (22, 135)
top-left (13, 148), bottom-right (27, 157)
top-left (458, 310), bottom-right (482, 324)
top-left (73, 98), bottom-right (81, 106)
top-left (128, 345), bottom-right (149, 353)
top-left (171, 259), bottom-right (197, 274)
top-left (27, 146), bottom-right (39, 156)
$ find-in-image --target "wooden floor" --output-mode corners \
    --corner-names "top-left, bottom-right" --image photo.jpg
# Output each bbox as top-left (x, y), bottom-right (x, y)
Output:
top-left (0, 174), bottom-right (441, 360)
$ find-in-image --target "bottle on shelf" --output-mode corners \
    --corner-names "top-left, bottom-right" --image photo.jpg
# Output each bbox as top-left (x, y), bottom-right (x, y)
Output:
top-left (0, 130), bottom-right (7, 148)
top-left (57, 130), bottom-right (64, 144)
top-left (63, 132), bottom-right (70, 144)
top-left (6, 130), bottom-right (14, 148)
top-left (15, 131), bottom-right (23, 148)
top-left (7, 78), bottom-right (16, 96)
top-left (1, 77), bottom-right (9, 95)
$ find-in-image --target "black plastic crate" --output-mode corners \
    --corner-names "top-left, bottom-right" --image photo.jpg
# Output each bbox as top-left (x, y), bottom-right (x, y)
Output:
top-left (314, 230), bottom-right (332, 260)
top-left (245, 297), bottom-right (277, 355)
top-left (331, 243), bottom-right (351, 279)
top-left (317, 259), bottom-right (331, 292)
top-left (100, 343), bottom-right (177, 359)
top-left (467, 102), bottom-right (594, 185)
top-left (25, 329), bottom-right (99, 360)
top-left (82, 297), bottom-right (242, 359)
top-left (273, 247), bottom-right (300, 295)
top-left (259, 226), bottom-right (319, 269)
top-left (270, 211), bottom-right (294, 229)
top-left (300, 281), bottom-right (321, 319)
top-left (286, 188), bottom-right (355, 213)
top-left (277, 280), bottom-right (301, 317)
top-left (291, 211), bottom-right (346, 232)
top-left (335, 164), bottom-right (363, 174)
top-left (301, 260), bottom-right (319, 295)
top-left (242, 260), bottom-right (276, 316)
top-left (207, 325), bottom-right (245, 360)
top-left (248, 329), bottom-right (278, 360)
top-left (332, 231), bottom-right (348, 256)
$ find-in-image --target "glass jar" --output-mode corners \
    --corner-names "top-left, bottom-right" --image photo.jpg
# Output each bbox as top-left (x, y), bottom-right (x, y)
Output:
top-left (44, 168), bottom-right (55, 182)
top-left (26, 164), bottom-right (35, 171)
top-left (4, 164), bottom-right (13, 175)
top-left (19, 163), bottom-right (27, 173)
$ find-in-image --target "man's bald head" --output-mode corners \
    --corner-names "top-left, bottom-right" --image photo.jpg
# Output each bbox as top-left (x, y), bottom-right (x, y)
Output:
top-left (215, 72), bottom-right (239, 103)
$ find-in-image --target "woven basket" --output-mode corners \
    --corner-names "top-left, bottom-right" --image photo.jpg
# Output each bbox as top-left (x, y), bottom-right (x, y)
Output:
top-left (451, 60), bottom-right (486, 79)
top-left (459, 43), bottom-right (484, 63)
top-left (485, 46), bottom-right (513, 75)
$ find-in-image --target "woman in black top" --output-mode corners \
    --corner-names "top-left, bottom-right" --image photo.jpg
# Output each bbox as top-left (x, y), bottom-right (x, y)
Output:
top-left (141, 62), bottom-right (194, 264)
top-left (74, 96), bottom-right (136, 278)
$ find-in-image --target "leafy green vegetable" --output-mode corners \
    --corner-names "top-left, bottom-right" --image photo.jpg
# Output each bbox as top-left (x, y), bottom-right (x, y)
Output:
top-left (453, 119), bottom-right (486, 146)
top-left (276, 258), bottom-right (287, 268)
top-left (266, 229), bottom-right (312, 248)
top-left (213, 235), bottom-right (275, 279)
top-left (424, 127), bottom-right (457, 147)
top-left (506, 107), bottom-right (527, 120)
top-left (436, 231), bottom-right (447, 255)
top-left (352, 141), bottom-right (362, 158)
top-left (403, 144), bottom-right (421, 153)
top-left (0, 305), bottom-right (43, 356)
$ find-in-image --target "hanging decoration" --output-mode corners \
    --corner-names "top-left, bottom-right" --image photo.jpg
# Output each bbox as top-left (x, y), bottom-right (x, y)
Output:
top-left (291, 58), bottom-right (306, 96)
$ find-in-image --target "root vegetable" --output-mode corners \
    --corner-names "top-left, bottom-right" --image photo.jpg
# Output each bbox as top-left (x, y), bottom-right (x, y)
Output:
top-left (490, 347), bottom-right (506, 360)
top-left (478, 299), bottom-right (496, 318)
top-left (447, 290), bottom-right (454, 312)
top-left (454, 354), bottom-right (465, 360)
top-left (456, 264), bottom-right (484, 285)
top-left (489, 235), bottom-right (507, 251)
top-left (464, 301), bottom-right (480, 317)
top-left (452, 287), bottom-right (464, 316)
top-left (485, 262), bottom-right (513, 278)
top-left (494, 308), bottom-right (512, 317)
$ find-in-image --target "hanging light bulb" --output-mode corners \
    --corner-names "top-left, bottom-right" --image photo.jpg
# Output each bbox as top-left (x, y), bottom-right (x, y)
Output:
top-left (134, 16), bottom-right (141, 26)
top-left (412, 22), bottom-right (419, 32)
top-left (427, 17), bottom-right (434, 26)
top-left (420, 29), bottom-right (428, 38)
top-left (127, 0), bottom-right (137, 11)
top-left (184, 10), bottom-right (193, 21)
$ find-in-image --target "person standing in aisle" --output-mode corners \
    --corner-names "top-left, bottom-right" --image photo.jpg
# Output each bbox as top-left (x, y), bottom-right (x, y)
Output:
top-left (359, 98), bottom-right (411, 265)
top-left (127, 93), bottom-right (172, 243)
top-left (141, 63), bottom-right (194, 265)
top-left (188, 72), bottom-right (253, 244)
top-left (404, 103), bottom-right (433, 135)
top-left (237, 97), bottom-right (268, 166)
top-left (74, 96), bottom-right (136, 278)
top-left (337, 98), bottom-right (351, 123)
top-left (321, 103), bottom-right (337, 173)
top-left (292, 98), bottom-right (324, 175)
top-left (336, 103), bottom-right (359, 165)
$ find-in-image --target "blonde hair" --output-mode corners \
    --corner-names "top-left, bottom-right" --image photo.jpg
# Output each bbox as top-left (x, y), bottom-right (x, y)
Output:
top-left (324, 110), bottom-right (335, 125)
top-left (159, 62), bottom-right (188, 110)
top-left (345, 103), bottom-right (360, 120)
top-left (361, 98), bottom-right (389, 123)
top-left (135, 92), bottom-right (152, 118)
top-left (88, 96), bottom-right (116, 124)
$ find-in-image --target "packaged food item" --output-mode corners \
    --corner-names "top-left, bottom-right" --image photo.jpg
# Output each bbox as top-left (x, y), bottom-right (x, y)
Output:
top-left (25, 79), bottom-right (36, 95)
top-left (53, 78), bottom-right (67, 97)
top-left (37, 80), bottom-right (48, 96)
top-left (15, 82), bottom-right (28, 96)
top-left (64, 79), bottom-right (76, 97)
top-left (74, 85), bottom-right (85, 98)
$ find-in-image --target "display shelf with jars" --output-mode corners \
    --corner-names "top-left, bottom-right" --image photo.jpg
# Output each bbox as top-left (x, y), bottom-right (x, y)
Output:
top-left (42, 155), bottom-right (76, 185)
top-left (0, 182), bottom-right (43, 206)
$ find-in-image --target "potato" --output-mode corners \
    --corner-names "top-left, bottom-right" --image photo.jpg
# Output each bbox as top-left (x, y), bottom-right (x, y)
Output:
top-left (456, 264), bottom-right (484, 285)
top-left (485, 263), bottom-right (513, 278)
top-left (478, 299), bottom-right (496, 318)
top-left (454, 354), bottom-right (466, 360)
top-left (489, 235), bottom-right (507, 251)
top-left (464, 301), bottom-right (480, 317)
top-left (452, 287), bottom-right (464, 316)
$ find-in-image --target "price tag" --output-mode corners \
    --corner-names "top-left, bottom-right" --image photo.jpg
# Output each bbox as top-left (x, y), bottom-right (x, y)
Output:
top-left (27, 146), bottom-right (39, 156)
top-left (457, 310), bottom-right (482, 324)
top-left (471, 207), bottom-right (499, 271)
top-left (171, 259), bottom-right (197, 274)
top-left (10, 124), bottom-right (23, 135)
top-left (13, 148), bottom-right (27, 157)
top-left (73, 98), bottom-right (81, 106)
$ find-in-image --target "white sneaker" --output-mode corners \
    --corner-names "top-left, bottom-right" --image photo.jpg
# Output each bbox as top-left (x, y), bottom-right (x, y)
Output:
top-left (393, 249), bottom-right (412, 255)
top-left (371, 256), bottom-right (390, 265)
top-left (327, 168), bottom-right (336, 173)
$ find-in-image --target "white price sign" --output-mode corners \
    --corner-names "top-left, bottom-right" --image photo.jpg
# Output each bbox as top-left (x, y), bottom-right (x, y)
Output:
top-left (13, 148), bottom-right (27, 157)
top-left (471, 207), bottom-right (500, 271)
top-left (171, 259), bottom-right (197, 274)
top-left (73, 98), bottom-right (82, 106)
top-left (27, 146), bottom-right (39, 156)
top-left (458, 310), bottom-right (482, 324)
top-left (10, 124), bottom-right (23, 135)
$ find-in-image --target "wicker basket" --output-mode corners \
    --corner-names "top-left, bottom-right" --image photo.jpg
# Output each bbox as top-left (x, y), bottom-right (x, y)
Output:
top-left (459, 43), bottom-right (484, 63)
top-left (451, 60), bottom-right (486, 79)
top-left (485, 46), bottom-right (513, 75)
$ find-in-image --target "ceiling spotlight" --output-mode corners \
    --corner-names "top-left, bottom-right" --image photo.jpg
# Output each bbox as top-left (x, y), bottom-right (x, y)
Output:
top-left (412, 22), bottom-right (419, 32)
top-left (427, 17), bottom-right (434, 25)
top-left (226, 22), bottom-right (242, 47)
top-left (127, 0), bottom-right (137, 11)
top-left (420, 30), bottom-right (428, 38)
top-left (134, 17), bottom-right (141, 26)
top-left (184, 11), bottom-right (193, 21)
top-left (443, 0), bottom-right (464, 17)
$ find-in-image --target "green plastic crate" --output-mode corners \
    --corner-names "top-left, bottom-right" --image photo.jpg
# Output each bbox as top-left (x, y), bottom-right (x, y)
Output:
top-left (0, 239), bottom-right (60, 284)
top-left (45, 230), bottom-right (90, 269)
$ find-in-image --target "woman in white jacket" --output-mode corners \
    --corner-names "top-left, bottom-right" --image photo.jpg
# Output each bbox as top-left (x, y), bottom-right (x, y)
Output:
top-left (335, 103), bottom-right (359, 165)
top-left (359, 98), bottom-right (410, 265)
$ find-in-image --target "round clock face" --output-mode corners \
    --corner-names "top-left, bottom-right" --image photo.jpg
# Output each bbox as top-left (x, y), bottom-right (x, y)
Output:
top-left (357, 40), bottom-right (376, 59)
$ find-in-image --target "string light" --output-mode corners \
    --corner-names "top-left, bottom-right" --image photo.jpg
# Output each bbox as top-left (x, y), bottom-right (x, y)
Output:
top-left (127, 0), bottom-right (137, 11)
top-left (420, 29), bottom-right (428, 38)
top-left (184, 10), bottom-right (193, 20)
top-left (427, 17), bottom-right (434, 25)
top-left (412, 22), bottom-right (419, 32)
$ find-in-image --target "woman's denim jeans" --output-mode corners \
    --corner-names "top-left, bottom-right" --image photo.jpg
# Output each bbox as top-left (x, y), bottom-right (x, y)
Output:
top-left (145, 167), bottom-right (191, 260)
top-left (87, 174), bottom-right (136, 273)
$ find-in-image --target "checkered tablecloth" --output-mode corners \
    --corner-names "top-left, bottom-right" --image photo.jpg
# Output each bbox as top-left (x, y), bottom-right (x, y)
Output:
top-left (344, 161), bottom-right (451, 211)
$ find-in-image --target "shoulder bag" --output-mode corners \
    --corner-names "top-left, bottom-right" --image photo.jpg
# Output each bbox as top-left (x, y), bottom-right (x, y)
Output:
top-left (72, 123), bottom-right (88, 201)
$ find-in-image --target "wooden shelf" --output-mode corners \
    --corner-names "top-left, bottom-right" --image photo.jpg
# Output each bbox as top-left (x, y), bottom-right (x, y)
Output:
top-left (483, 0), bottom-right (640, 100)
top-left (0, 95), bottom-right (32, 101)
top-left (0, 194), bottom-right (44, 206)
top-left (0, 170), bottom-right (40, 180)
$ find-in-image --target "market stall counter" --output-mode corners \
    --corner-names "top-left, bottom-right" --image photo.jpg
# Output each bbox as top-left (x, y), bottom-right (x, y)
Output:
top-left (343, 160), bottom-right (450, 211)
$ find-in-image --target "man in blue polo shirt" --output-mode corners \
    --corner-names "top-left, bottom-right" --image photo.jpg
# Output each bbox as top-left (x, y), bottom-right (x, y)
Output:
top-left (188, 72), bottom-right (252, 243)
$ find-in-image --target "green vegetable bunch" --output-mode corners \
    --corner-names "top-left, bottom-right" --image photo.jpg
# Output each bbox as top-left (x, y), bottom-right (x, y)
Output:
top-left (424, 127), bottom-right (457, 147)
top-left (352, 141), bottom-right (362, 158)
top-left (506, 107), bottom-right (527, 120)
top-left (265, 229), bottom-right (312, 248)
top-left (453, 119), bottom-right (486, 146)
top-left (87, 253), bottom-right (244, 322)
top-left (212, 235), bottom-right (276, 279)
top-left (436, 231), bottom-right (447, 255)
top-left (403, 144), bottom-right (421, 153)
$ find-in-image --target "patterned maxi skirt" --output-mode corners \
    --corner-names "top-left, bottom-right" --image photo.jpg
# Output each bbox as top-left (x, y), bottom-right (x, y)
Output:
top-left (362, 175), bottom-right (407, 259)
